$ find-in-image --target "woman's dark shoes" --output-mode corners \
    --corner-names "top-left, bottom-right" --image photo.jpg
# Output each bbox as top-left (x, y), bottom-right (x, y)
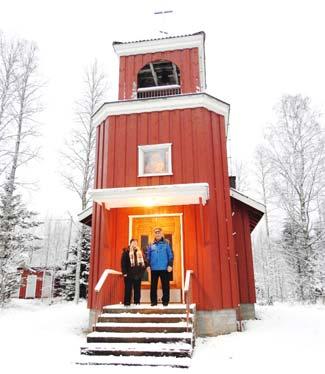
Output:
top-left (163, 303), bottom-right (168, 307)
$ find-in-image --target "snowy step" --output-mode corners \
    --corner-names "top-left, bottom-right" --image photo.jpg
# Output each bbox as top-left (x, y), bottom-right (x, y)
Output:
top-left (98, 312), bottom-right (193, 323)
top-left (87, 331), bottom-right (193, 344)
top-left (75, 354), bottom-right (192, 368)
top-left (94, 321), bottom-right (192, 333)
top-left (79, 303), bottom-right (196, 366)
top-left (102, 303), bottom-right (196, 315)
top-left (80, 342), bottom-right (193, 358)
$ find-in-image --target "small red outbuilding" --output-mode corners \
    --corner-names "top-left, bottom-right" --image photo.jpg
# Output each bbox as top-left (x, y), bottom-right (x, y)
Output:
top-left (16, 267), bottom-right (53, 299)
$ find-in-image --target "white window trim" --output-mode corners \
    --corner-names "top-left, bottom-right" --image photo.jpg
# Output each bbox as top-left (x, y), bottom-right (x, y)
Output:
top-left (138, 143), bottom-right (173, 177)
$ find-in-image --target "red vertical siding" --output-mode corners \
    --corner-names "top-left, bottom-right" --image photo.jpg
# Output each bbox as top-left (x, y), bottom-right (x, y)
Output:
top-left (19, 270), bottom-right (28, 298)
top-left (118, 48), bottom-right (201, 100)
top-left (88, 108), bottom-right (241, 311)
top-left (231, 198), bottom-right (256, 304)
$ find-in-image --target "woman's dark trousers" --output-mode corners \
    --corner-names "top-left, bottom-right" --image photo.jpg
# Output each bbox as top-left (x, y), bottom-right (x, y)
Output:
top-left (124, 277), bottom-right (141, 305)
top-left (150, 270), bottom-right (170, 305)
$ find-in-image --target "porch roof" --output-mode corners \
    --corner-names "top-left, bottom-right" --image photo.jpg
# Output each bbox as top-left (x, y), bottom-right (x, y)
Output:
top-left (90, 183), bottom-right (209, 209)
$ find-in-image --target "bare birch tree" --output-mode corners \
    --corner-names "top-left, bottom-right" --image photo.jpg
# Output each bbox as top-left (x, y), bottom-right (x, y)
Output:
top-left (61, 60), bottom-right (107, 303)
top-left (232, 160), bottom-right (251, 193)
top-left (62, 60), bottom-right (107, 211)
top-left (253, 145), bottom-right (288, 303)
top-left (0, 35), bottom-right (43, 305)
top-left (264, 94), bottom-right (325, 301)
top-left (5, 40), bottom-right (42, 197)
top-left (0, 32), bottom-right (20, 178)
top-left (253, 146), bottom-right (274, 303)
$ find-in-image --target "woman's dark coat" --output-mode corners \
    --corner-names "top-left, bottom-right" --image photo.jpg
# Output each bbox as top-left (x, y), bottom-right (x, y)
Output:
top-left (121, 247), bottom-right (146, 280)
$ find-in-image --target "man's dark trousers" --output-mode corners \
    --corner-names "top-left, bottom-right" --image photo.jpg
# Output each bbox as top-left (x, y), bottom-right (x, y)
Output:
top-left (150, 270), bottom-right (170, 305)
top-left (124, 277), bottom-right (141, 305)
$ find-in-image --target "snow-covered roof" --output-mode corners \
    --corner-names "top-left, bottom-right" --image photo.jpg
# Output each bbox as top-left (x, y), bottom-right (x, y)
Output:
top-left (230, 188), bottom-right (265, 232)
top-left (230, 188), bottom-right (265, 213)
top-left (113, 31), bottom-right (205, 47)
top-left (91, 183), bottom-right (209, 209)
top-left (92, 92), bottom-right (230, 134)
top-left (78, 206), bottom-right (92, 226)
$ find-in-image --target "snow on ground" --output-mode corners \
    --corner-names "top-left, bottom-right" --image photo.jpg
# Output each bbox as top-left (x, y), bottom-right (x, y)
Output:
top-left (0, 299), bottom-right (324, 374)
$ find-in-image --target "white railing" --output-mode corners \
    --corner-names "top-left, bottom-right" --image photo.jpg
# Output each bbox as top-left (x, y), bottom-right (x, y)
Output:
top-left (184, 270), bottom-right (194, 332)
top-left (93, 268), bottom-right (122, 321)
top-left (137, 84), bottom-right (181, 99)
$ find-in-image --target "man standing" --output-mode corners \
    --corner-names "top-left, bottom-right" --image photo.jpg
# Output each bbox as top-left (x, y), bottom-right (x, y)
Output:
top-left (146, 227), bottom-right (173, 306)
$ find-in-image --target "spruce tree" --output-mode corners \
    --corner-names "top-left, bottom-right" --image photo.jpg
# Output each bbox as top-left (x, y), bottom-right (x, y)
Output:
top-left (59, 226), bottom-right (90, 300)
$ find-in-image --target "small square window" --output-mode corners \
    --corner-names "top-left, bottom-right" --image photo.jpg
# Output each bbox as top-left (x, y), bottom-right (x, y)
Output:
top-left (138, 143), bottom-right (173, 177)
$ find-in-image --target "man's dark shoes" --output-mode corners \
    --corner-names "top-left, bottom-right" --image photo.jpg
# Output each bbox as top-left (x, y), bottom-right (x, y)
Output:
top-left (151, 303), bottom-right (157, 306)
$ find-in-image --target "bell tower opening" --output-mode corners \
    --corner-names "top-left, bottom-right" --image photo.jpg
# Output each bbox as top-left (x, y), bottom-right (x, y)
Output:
top-left (137, 60), bottom-right (181, 99)
top-left (113, 32), bottom-right (206, 100)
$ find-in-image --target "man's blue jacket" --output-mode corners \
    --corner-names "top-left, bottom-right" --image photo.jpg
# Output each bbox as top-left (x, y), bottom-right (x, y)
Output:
top-left (146, 238), bottom-right (174, 271)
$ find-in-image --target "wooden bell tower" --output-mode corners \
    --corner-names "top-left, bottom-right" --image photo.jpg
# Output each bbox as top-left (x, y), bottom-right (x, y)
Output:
top-left (80, 31), bottom-right (265, 336)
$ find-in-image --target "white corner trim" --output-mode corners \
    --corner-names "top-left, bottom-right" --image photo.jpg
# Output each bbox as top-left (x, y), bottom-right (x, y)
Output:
top-left (230, 188), bottom-right (266, 213)
top-left (93, 93), bottom-right (230, 134)
top-left (113, 33), bottom-right (206, 91)
top-left (90, 182), bottom-right (210, 209)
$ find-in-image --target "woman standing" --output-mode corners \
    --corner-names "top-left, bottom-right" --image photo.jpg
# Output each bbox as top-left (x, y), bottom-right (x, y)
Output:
top-left (121, 238), bottom-right (146, 306)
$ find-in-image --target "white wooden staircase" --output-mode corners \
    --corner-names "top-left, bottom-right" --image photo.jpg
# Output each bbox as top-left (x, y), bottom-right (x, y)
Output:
top-left (77, 303), bottom-right (196, 368)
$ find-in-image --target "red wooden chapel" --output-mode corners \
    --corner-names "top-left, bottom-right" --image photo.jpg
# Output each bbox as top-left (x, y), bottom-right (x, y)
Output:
top-left (79, 31), bottom-right (265, 335)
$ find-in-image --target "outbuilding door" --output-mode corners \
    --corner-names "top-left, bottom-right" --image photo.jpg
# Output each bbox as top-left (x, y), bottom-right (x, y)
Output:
top-left (130, 214), bottom-right (183, 302)
top-left (25, 274), bottom-right (37, 298)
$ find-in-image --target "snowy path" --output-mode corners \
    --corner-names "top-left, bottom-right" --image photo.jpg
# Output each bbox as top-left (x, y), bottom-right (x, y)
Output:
top-left (0, 300), bottom-right (324, 373)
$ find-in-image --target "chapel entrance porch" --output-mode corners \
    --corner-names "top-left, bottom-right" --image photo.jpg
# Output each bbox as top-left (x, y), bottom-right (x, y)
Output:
top-left (130, 213), bottom-right (183, 303)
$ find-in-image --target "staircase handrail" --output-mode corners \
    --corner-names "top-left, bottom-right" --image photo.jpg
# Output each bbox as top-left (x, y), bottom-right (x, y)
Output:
top-left (95, 268), bottom-right (122, 293)
top-left (184, 270), bottom-right (194, 332)
top-left (93, 268), bottom-right (122, 322)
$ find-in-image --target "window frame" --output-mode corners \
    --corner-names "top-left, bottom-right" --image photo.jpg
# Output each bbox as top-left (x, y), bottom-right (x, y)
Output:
top-left (138, 143), bottom-right (173, 177)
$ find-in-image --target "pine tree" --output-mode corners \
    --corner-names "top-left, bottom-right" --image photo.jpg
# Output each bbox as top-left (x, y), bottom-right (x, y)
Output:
top-left (313, 218), bottom-right (325, 297)
top-left (0, 184), bottom-right (41, 306)
top-left (79, 227), bottom-right (90, 298)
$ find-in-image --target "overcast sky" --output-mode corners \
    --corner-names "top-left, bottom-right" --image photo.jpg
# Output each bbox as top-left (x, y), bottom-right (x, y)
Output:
top-left (1, 0), bottom-right (325, 219)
